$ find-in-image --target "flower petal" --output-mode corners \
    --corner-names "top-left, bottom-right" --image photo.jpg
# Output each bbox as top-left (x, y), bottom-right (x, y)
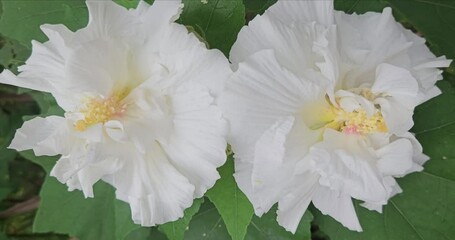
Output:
top-left (83, 0), bottom-right (139, 39)
top-left (277, 173), bottom-right (319, 233)
top-left (373, 63), bottom-right (419, 134)
top-left (9, 116), bottom-right (71, 156)
top-left (162, 85), bottom-right (227, 197)
top-left (376, 138), bottom-right (414, 176)
top-left (312, 186), bottom-right (362, 232)
top-left (107, 142), bottom-right (195, 226)
top-left (250, 116), bottom-right (295, 215)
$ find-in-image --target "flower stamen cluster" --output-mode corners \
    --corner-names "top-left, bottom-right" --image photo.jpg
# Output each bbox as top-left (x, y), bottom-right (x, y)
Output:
top-left (327, 104), bottom-right (387, 135)
top-left (75, 92), bottom-right (127, 131)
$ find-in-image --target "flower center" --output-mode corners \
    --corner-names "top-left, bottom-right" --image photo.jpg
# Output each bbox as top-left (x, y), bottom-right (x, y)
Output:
top-left (326, 106), bottom-right (387, 135)
top-left (74, 91), bottom-right (128, 131)
top-left (309, 94), bottom-right (388, 135)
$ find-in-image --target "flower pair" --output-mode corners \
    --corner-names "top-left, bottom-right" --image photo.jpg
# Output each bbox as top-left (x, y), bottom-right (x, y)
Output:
top-left (0, 0), bottom-right (450, 233)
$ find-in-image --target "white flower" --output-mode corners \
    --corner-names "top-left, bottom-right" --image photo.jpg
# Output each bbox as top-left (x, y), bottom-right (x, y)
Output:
top-left (221, 0), bottom-right (451, 233)
top-left (0, 0), bottom-right (230, 226)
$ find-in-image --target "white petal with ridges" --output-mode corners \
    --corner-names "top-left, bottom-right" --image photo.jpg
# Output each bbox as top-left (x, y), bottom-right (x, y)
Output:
top-left (312, 186), bottom-right (362, 232)
top-left (9, 116), bottom-right (71, 156)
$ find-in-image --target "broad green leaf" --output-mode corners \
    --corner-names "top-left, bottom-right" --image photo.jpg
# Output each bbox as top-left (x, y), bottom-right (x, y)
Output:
top-left (184, 199), bottom-right (232, 240)
top-left (179, 0), bottom-right (245, 56)
top-left (158, 198), bottom-right (204, 240)
top-left (205, 155), bottom-right (254, 240)
top-left (412, 80), bottom-right (455, 182)
top-left (20, 153), bottom-right (140, 240)
top-left (383, 0), bottom-right (455, 74)
top-left (0, 0), bottom-right (88, 48)
top-left (313, 80), bottom-right (455, 239)
top-left (185, 198), bottom-right (312, 240)
top-left (245, 206), bottom-right (313, 240)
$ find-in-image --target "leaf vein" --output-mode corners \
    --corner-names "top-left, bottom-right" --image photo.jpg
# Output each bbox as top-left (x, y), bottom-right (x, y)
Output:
top-left (414, 121), bottom-right (455, 135)
top-left (204, 0), bottom-right (221, 33)
top-left (389, 201), bottom-right (425, 240)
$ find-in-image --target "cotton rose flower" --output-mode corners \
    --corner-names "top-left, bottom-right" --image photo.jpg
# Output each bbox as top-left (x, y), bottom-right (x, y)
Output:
top-left (0, 0), bottom-right (230, 226)
top-left (221, 0), bottom-right (451, 233)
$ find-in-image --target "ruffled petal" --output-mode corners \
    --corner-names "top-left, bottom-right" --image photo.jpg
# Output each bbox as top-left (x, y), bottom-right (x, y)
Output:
top-left (308, 130), bottom-right (389, 203)
top-left (372, 63), bottom-right (419, 107)
top-left (157, 41), bottom-right (230, 98)
top-left (401, 28), bottom-right (451, 103)
top-left (134, 0), bottom-right (183, 37)
top-left (373, 64), bottom-right (419, 134)
top-left (9, 116), bottom-right (72, 156)
top-left (107, 142), bottom-right (195, 226)
top-left (51, 144), bottom-right (123, 198)
top-left (393, 132), bottom-right (429, 173)
top-left (64, 39), bottom-right (132, 96)
top-left (230, 12), bottom-right (333, 78)
top-left (221, 50), bottom-right (325, 158)
top-left (277, 173), bottom-right (319, 233)
top-left (250, 116), bottom-right (295, 215)
top-left (336, 8), bottom-right (414, 88)
top-left (312, 186), bottom-right (362, 232)
top-left (160, 84), bottom-right (227, 197)
top-left (0, 39), bottom-right (64, 94)
top-left (376, 138), bottom-right (414, 176)
top-left (82, 0), bottom-right (139, 40)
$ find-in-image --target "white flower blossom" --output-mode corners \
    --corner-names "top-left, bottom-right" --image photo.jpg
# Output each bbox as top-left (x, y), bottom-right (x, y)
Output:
top-left (0, 0), bottom-right (230, 226)
top-left (221, 0), bottom-right (451, 233)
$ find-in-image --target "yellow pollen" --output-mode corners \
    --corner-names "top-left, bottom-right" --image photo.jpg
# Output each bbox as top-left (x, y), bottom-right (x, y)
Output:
top-left (330, 107), bottom-right (388, 134)
top-left (74, 93), bottom-right (126, 131)
top-left (313, 94), bottom-right (388, 135)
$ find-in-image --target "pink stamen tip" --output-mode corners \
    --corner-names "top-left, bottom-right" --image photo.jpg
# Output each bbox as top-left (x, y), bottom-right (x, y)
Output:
top-left (343, 125), bottom-right (359, 135)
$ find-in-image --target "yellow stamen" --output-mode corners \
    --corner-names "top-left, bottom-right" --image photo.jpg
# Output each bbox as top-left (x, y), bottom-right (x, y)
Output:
top-left (74, 91), bottom-right (128, 131)
top-left (331, 107), bottom-right (388, 134)
top-left (311, 95), bottom-right (388, 135)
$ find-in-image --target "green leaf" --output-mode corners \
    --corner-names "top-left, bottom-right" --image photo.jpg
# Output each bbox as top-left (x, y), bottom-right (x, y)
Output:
top-left (179, 0), bottom-right (245, 56)
top-left (0, 150), bottom-right (13, 204)
top-left (334, 0), bottom-right (387, 14)
top-left (125, 227), bottom-right (167, 240)
top-left (0, 0), bottom-right (88, 48)
top-left (383, 0), bottom-right (455, 74)
top-left (20, 153), bottom-right (140, 240)
top-left (113, 0), bottom-right (141, 9)
top-left (313, 80), bottom-right (455, 240)
top-left (0, 35), bottom-right (30, 74)
top-left (205, 155), bottom-right (254, 240)
top-left (0, 105), bottom-right (32, 204)
top-left (245, 206), bottom-right (313, 240)
top-left (412, 80), bottom-right (455, 182)
top-left (244, 0), bottom-right (277, 21)
top-left (26, 91), bottom-right (64, 117)
top-left (185, 198), bottom-right (312, 240)
top-left (158, 198), bottom-right (204, 240)
top-left (185, 199), bottom-right (232, 239)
